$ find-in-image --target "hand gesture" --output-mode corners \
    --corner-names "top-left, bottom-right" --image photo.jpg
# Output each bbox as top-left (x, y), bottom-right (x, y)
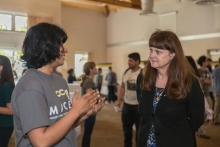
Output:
top-left (71, 90), bottom-right (99, 116)
top-left (84, 97), bottom-right (106, 118)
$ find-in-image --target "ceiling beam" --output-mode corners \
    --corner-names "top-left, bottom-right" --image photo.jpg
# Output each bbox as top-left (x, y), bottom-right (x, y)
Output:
top-left (103, 5), bottom-right (110, 16)
top-left (86, 0), bottom-right (141, 9)
top-left (62, 1), bottom-right (106, 13)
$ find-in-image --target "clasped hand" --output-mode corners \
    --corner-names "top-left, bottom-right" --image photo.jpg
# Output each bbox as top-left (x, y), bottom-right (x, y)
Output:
top-left (71, 90), bottom-right (105, 118)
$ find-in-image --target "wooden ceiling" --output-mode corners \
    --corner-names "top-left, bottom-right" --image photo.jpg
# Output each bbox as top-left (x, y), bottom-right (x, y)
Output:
top-left (61, 0), bottom-right (145, 16)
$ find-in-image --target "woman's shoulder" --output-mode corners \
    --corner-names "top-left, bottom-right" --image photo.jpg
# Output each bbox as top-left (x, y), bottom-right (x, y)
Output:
top-left (2, 82), bottom-right (14, 88)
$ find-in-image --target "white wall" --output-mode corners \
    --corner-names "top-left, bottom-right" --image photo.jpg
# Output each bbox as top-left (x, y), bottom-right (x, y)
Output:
top-left (61, 6), bottom-right (107, 79)
top-left (106, 0), bottom-right (220, 82)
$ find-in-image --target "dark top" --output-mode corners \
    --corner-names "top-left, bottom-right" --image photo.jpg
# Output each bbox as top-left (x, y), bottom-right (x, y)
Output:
top-left (82, 77), bottom-right (96, 95)
top-left (136, 73), bottom-right (204, 147)
top-left (0, 82), bottom-right (14, 127)
top-left (67, 75), bottom-right (76, 83)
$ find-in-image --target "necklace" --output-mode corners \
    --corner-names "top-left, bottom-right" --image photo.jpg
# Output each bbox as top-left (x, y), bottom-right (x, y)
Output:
top-left (155, 87), bottom-right (165, 102)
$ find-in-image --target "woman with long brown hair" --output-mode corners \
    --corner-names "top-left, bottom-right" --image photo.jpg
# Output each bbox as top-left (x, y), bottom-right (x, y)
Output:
top-left (136, 30), bottom-right (204, 147)
top-left (81, 61), bottom-right (104, 147)
top-left (0, 55), bottom-right (15, 147)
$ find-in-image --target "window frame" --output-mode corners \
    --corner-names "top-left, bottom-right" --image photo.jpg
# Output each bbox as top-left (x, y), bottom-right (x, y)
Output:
top-left (0, 11), bottom-right (27, 32)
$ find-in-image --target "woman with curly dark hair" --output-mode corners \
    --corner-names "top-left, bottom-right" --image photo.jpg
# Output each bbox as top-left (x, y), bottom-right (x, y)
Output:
top-left (0, 55), bottom-right (14, 147)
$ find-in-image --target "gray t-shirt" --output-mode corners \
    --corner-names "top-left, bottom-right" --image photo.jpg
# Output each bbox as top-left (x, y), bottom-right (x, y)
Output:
top-left (198, 69), bottom-right (211, 96)
top-left (82, 77), bottom-right (96, 95)
top-left (11, 69), bottom-right (77, 147)
top-left (105, 71), bottom-right (117, 86)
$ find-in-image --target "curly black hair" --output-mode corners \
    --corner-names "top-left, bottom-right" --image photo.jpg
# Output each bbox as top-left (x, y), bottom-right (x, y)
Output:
top-left (197, 55), bottom-right (207, 67)
top-left (21, 22), bottom-right (68, 69)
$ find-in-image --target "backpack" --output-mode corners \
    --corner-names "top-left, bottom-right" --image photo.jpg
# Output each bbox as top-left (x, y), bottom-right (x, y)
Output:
top-left (123, 68), bottom-right (142, 76)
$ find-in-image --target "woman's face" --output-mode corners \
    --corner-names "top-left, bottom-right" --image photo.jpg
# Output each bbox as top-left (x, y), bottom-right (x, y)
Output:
top-left (90, 66), bottom-right (97, 75)
top-left (149, 47), bottom-right (175, 70)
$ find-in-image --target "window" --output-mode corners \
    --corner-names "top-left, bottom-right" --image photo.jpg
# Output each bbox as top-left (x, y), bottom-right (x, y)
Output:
top-left (0, 49), bottom-right (25, 82)
top-left (74, 54), bottom-right (88, 77)
top-left (15, 16), bottom-right (28, 31)
top-left (0, 14), bottom-right (12, 30)
top-left (0, 12), bottom-right (27, 32)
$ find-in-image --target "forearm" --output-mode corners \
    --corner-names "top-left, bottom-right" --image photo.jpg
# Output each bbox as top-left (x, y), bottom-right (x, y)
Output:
top-left (74, 113), bottom-right (89, 127)
top-left (28, 107), bottom-right (80, 147)
top-left (117, 87), bottom-right (125, 101)
top-left (0, 107), bottom-right (13, 115)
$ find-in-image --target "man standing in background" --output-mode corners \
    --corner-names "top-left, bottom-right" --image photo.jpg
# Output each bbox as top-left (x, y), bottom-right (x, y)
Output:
top-left (212, 58), bottom-right (220, 125)
top-left (116, 52), bottom-right (142, 147)
top-left (197, 55), bottom-right (211, 139)
top-left (95, 68), bottom-right (103, 93)
top-left (105, 66), bottom-right (117, 104)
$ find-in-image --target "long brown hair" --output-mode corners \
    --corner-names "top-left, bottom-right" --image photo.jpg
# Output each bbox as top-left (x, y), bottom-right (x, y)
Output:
top-left (80, 62), bottom-right (96, 87)
top-left (141, 30), bottom-right (198, 99)
top-left (0, 55), bottom-right (15, 88)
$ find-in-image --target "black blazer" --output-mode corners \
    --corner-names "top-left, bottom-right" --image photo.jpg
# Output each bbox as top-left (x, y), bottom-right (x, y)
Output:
top-left (136, 74), bottom-right (204, 147)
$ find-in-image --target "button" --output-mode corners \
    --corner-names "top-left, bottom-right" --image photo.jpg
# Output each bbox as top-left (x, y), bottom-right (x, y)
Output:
top-left (152, 114), bottom-right (154, 117)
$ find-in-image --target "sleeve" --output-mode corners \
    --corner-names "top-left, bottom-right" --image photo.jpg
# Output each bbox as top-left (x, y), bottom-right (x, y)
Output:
top-left (2, 83), bottom-right (14, 103)
top-left (186, 79), bottom-right (205, 132)
top-left (85, 80), bottom-right (95, 91)
top-left (15, 91), bottom-right (50, 135)
top-left (136, 73), bottom-right (142, 102)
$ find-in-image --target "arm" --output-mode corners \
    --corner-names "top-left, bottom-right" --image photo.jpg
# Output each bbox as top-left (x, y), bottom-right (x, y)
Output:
top-left (74, 83), bottom-right (105, 126)
top-left (26, 90), bottom-right (99, 147)
top-left (204, 78), bottom-right (211, 85)
top-left (204, 96), bottom-right (213, 124)
top-left (0, 83), bottom-right (13, 115)
top-left (0, 103), bottom-right (13, 115)
top-left (186, 79), bottom-right (205, 132)
top-left (115, 82), bottom-right (125, 108)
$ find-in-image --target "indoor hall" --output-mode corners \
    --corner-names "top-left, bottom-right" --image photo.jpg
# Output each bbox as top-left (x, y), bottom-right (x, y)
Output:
top-left (1, 0), bottom-right (220, 146)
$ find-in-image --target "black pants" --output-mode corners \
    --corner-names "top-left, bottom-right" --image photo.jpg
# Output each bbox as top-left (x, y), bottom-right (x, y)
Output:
top-left (122, 102), bottom-right (140, 147)
top-left (82, 115), bottom-right (96, 147)
top-left (107, 85), bottom-right (116, 103)
top-left (0, 127), bottom-right (14, 147)
top-left (209, 92), bottom-right (215, 109)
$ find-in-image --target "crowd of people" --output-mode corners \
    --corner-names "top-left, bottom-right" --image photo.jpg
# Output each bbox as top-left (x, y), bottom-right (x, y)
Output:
top-left (1, 22), bottom-right (220, 147)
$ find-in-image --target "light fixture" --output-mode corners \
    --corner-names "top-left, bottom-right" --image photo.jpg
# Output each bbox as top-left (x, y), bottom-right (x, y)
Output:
top-left (195, 0), bottom-right (220, 5)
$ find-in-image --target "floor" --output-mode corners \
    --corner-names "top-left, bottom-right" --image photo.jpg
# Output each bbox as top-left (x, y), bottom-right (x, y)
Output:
top-left (9, 102), bottom-right (220, 147)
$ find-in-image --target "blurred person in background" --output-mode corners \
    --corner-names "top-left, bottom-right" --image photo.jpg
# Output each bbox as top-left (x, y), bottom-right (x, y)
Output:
top-left (67, 68), bottom-right (76, 83)
top-left (197, 56), bottom-right (212, 110)
top-left (0, 55), bottom-right (14, 147)
top-left (186, 56), bottom-right (212, 139)
top-left (81, 62), bottom-right (105, 147)
top-left (207, 58), bottom-right (215, 110)
top-left (105, 66), bottom-right (117, 104)
top-left (94, 68), bottom-right (103, 93)
top-left (116, 52), bottom-right (142, 147)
